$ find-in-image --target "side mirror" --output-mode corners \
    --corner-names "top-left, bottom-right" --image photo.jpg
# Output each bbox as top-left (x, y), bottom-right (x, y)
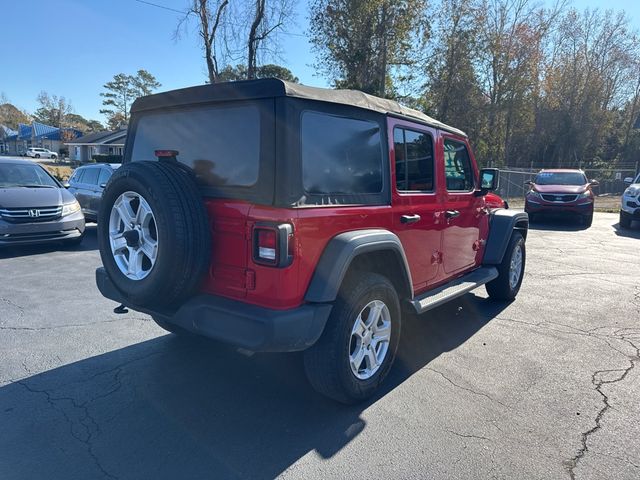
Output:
top-left (624, 177), bottom-right (634, 185)
top-left (62, 181), bottom-right (70, 188)
top-left (100, 183), bottom-right (107, 189)
top-left (589, 179), bottom-right (599, 187)
top-left (478, 168), bottom-right (499, 192)
top-left (524, 180), bottom-right (533, 186)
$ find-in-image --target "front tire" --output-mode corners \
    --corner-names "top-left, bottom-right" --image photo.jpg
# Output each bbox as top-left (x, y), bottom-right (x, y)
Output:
top-left (619, 211), bottom-right (632, 229)
top-left (35, 154), bottom-right (40, 158)
top-left (304, 272), bottom-right (401, 404)
top-left (486, 231), bottom-right (525, 301)
top-left (583, 213), bottom-right (593, 228)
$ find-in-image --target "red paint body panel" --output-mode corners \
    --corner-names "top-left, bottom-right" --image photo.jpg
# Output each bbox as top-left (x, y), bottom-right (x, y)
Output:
top-left (198, 117), bottom-right (492, 311)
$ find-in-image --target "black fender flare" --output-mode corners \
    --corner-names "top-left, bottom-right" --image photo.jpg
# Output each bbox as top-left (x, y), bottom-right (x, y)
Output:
top-left (304, 229), bottom-right (413, 303)
top-left (482, 209), bottom-right (529, 265)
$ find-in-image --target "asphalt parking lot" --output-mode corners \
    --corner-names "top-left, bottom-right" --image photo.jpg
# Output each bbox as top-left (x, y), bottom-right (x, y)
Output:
top-left (1, 213), bottom-right (638, 480)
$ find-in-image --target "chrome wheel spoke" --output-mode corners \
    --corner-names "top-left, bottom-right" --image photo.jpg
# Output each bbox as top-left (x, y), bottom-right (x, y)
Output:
top-left (350, 345), bottom-right (366, 373)
top-left (140, 238), bottom-right (158, 263)
top-left (110, 233), bottom-right (127, 253)
top-left (365, 348), bottom-right (378, 370)
top-left (348, 299), bottom-right (392, 380)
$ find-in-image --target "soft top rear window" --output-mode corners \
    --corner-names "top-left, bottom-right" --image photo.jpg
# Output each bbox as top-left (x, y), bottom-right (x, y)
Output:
top-left (130, 103), bottom-right (260, 188)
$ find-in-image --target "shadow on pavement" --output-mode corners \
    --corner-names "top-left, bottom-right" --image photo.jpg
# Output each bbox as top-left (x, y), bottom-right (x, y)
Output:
top-left (528, 215), bottom-right (587, 231)
top-left (0, 293), bottom-right (509, 479)
top-left (0, 224), bottom-right (98, 259)
top-left (612, 222), bottom-right (640, 239)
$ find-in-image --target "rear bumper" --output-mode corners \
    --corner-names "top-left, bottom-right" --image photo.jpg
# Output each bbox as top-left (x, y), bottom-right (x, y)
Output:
top-left (0, 213), bottom-right (85, 246)
top-left (95, 267), bottom-right (332, 352)
top-left (525, 200), bottom-right (593, 215)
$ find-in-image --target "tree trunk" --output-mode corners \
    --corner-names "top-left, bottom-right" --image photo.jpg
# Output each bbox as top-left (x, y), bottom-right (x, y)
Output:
top-left (248, 0), bottom-right (266, 80)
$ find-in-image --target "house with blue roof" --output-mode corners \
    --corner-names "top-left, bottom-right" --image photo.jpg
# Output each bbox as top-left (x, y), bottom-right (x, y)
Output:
top-left (1, 121), bottom-right (82, 156)
top-left (0, 125), bottom-right (18, 154)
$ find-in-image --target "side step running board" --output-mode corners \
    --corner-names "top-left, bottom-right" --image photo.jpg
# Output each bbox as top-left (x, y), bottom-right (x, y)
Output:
top-left (409, 267), bottom-right (499, 314)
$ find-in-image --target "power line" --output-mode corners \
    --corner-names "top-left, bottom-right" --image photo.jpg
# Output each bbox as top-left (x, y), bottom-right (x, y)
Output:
top-left (133, 0), bottom-right (188, 15)
top-left (131, 0), bottom-right (307, 37)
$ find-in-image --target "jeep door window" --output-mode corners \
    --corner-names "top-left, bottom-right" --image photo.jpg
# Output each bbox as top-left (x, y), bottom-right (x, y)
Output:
top-left (130, 104), bottom-right (260, 187)
top-left (394, 128), bottom-right (434, 192)
top-left (444, 139), bottom-right (474, 191)
top-left (301, 112), bottom-right (383, 195)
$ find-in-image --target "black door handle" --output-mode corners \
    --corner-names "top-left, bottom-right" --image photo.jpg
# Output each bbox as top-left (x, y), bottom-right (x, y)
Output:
top-left (445, 210), bottom-right (460, 219)
top-left (401, 214), bottom-right (421, 224)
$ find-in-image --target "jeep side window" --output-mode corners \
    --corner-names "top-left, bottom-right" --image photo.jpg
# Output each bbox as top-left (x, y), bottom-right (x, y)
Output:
top-left (301, 111), bottom-right (383, 195)
top-left (394, 127), bottom-right (434, 192)
top-left (444, 138), bottom-right (474, 191)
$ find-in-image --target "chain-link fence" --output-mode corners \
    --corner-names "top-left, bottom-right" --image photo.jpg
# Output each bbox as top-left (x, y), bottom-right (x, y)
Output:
top-left (496, 167), bottom-right (638, 207)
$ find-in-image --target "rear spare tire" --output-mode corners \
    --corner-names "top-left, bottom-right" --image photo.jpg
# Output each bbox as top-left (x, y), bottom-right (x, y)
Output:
top-left (97, 161), bottom-right (211, 308)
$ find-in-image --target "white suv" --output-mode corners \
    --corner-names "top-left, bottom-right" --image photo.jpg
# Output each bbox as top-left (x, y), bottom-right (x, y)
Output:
top-left (26, 147), bottom-right (58, 159)
top-left (620, 173), bottom-right (640, 229)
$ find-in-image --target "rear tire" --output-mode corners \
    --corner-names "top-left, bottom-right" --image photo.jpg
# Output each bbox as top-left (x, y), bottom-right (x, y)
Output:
top-left (619, 211), bottom-right (632, 229)
top-left (486, 231), bottom-right (525, 301)
top-left (303, 272), bottom-right (401, 404)
top-left (35, 154), bottom-right (40, 158)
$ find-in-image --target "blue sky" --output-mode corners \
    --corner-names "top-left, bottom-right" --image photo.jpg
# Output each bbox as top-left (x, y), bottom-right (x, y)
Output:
top-left (2, 0), bottom-right (639, 123)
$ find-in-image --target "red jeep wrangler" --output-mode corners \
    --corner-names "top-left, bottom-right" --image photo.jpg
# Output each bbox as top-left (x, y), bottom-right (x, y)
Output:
top-left (96, 79), bottom-right (528, 403)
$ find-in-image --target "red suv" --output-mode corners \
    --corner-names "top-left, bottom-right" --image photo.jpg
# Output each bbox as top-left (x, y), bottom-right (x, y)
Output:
top-left (524, 169), bottom-right (598, 226)
top-left (95, 79), bottom-right (528, 403)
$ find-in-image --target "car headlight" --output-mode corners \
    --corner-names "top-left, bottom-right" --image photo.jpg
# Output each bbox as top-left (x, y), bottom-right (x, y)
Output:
top-left (624, 186), bottom-right (640, 197)
top-left (528, 190), bottom-right (542, 199)
top-left (61, 200), bottom-right (81, 216)
top-left (577, 191), bottom-right (592, 199)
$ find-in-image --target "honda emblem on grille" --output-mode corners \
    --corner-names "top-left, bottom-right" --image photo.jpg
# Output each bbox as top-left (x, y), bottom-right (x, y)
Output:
top-left (28, 209), bottom-right (40, 218)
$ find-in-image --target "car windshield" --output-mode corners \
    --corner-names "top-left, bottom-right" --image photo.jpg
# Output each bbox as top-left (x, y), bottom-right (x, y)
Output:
top-left (0, 163), bottom-right (58, 188)
top-left (534, 172), bottom-right (586, 185)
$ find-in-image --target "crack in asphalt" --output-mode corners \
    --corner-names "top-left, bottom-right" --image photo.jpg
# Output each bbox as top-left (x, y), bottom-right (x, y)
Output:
top-left (0, 297), bottom-right (25, 319)
top-left (566, 335), bottom-right (639, 479)
top-left (17, 380), bottom-right (118, 479)
top-left (446, 429), bottom-right (492, 442)
top-left (426, 367), bottom-right (510, 409)
top-left (13, 346), bottom-right (186, 479)
top-left (0, 316), bottom-right (151, 331)
top-left (496, 316), bottom-right (640, 478)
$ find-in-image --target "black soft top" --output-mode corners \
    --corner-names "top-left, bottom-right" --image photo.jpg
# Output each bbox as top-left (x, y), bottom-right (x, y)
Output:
top-left (131, 78), bottom-right (467, 137)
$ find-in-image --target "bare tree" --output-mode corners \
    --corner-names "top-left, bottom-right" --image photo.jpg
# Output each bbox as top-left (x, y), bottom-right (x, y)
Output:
top-left (247, 0), bottom-right (294, 79)
top-left (177, 0), bottom-right (230, 83)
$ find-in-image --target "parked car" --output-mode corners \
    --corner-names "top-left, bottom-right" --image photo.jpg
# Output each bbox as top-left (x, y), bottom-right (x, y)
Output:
top-left (620, 173), bottom-right (640, 229)
top-left (67, 163), bottom-right (120, 222)
top-left (0, 158), bottom-right (85, 246)
top-left (26, 147), bottom-right (58, 160)
top-left (95, 79), bottom-right (528, 403)
top-left (524, 169), bottom-right (598, 226)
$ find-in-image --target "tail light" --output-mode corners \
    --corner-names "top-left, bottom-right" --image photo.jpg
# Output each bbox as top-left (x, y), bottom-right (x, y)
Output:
top-left (252, 223), bottom-right (293, 267)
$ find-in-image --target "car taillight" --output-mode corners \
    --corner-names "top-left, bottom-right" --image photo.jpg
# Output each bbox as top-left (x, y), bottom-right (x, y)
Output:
top-left (257, 229), bottom-right (277, 261)
top-left (252, 223), bottom-right (293, 267)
